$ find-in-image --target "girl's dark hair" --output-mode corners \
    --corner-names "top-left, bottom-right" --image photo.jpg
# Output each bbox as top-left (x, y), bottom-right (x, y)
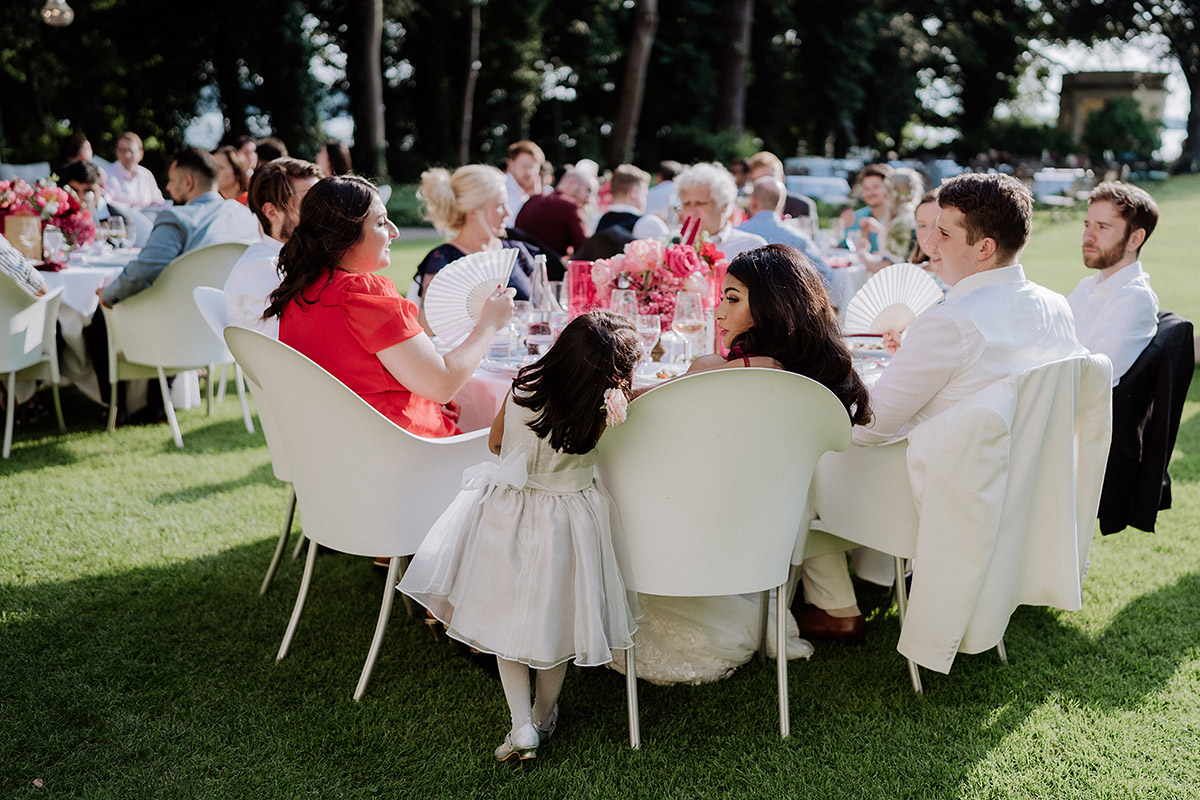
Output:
top-left (512, 311), bottom-right (642, 454)
top-left (726, 244), bottom-right (872, 426)
top-left (265, 175), bottom-right (378, 319)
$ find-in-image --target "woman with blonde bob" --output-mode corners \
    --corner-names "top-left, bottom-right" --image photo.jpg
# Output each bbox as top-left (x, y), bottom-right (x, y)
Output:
top-left (414, 164), bottom-right (535, 301)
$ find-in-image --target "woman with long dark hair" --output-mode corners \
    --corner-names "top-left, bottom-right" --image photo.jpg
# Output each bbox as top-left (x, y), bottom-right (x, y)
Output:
top-left (266, 175), bottom-right (514, 437)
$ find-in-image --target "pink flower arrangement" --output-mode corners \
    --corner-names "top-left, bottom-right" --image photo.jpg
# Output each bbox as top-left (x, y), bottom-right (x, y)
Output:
top-left (591, 235), bottom-right (728, 329)
top-left (0, 177), bottom-right (95, 248)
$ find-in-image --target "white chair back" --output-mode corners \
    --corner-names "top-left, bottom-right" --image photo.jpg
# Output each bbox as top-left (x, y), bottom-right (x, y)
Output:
top-left (1, 281), bottom-right (63, 374)
top-left (596, 368), bottom-right (852, 597)
top-left (107, 242), bottom-right (248, 369)
top-left (0, 162), bottom-right (52, 182)
top-left (224, 326), bottom-right (489, 558)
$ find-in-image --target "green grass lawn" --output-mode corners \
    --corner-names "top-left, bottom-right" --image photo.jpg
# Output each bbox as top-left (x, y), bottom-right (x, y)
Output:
top-left (2, 176), bottom-right (1199, 798)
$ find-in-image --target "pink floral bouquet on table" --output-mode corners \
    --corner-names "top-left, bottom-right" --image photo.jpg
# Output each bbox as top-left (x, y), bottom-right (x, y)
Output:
top-left (590, 222), bottom-right (729, 330)
top-left (0, 177), bottom-right (96, 250)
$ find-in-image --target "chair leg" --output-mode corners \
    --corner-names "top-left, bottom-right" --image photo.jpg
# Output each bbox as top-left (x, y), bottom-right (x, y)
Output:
top-left (107, 376), bottom-right (119, 432)
top-left (259, 487), bottom-right (297, 596)
top-left (996, 638), bottom-right (1008, 665)
top-left (216, 363), bottom-right (229, 405)
top-left (757, 589), bottom-right (769, 663)
top-left (205, 364), bottom-right (215, 416)
top-left (235, 364), bottom-right (255, 434)
top-left (51, 382), bottom-right (65, 433)
top-left (625, 644), bottom-right (640, 749)
top-left (776, 581), bottom-right (790, 738)
top-left (784, 562), bottom-right (801, 608)
top-left (277, 537), bottom-right (318, 661)
top-left (3, 371), bottom-right (15, 458)
top-left (354, 556), bottom-right (401, 701)
top-left (397, 556), bottom-right (421, 620)
top-left (157, 368), bottom-right (183, 448)
top-left (893, 556), bottom-right (923, 694)
top-left (293, 532), bottom-right (308, 561)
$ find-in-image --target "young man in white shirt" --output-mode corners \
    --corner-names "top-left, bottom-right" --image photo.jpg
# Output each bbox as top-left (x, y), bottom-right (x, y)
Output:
top-left (223, 157), bottom-right (324, 337)
top-left (104, 132), bottom-right (166, 209)
top-left (503, 140), bottom-right (545, 221)
top-left (796, 173), bottom-right (1085, 642)
top-left (1067, 182), bottom-right (1160, 386)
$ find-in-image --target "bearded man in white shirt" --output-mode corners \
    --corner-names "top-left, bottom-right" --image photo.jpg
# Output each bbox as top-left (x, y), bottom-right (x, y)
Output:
top-left (223, 157), bottom-right (323, 337)
top-left (1068, 182), bottom-right (1159, 386)
top-left (795, 172), bottom-right (1086, 643)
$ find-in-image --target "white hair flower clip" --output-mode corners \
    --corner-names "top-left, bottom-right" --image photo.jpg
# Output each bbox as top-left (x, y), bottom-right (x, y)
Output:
top-left (602, 387), bottom-right (629, 427)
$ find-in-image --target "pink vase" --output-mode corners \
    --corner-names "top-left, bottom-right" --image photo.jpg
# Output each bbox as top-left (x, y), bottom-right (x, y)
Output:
top-left (566, 260), bottom-right (600, 318)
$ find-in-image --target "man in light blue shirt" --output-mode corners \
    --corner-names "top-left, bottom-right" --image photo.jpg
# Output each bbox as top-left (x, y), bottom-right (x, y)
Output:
top-left (737, 177), bottom-right (833, 287)
top-left (99, 148), bottom-right (257, 307)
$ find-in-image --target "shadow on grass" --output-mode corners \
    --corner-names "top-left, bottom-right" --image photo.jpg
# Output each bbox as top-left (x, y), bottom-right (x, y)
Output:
top-left (153, 414), bottom-right (266, 455)
top-left (1, 533), bottom-right (1197, 798)
top-left (152, 461), bottom-right (280, 504)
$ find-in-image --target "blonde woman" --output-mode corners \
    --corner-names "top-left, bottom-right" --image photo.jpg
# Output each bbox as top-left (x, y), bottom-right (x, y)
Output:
top-left (415, 165), bottom-right (535, 301)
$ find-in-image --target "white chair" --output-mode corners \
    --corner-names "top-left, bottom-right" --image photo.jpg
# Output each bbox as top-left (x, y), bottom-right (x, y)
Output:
top-left (224, 327), bottom-right (490, 700)
top-left (595, 368), bottom-right (851, 748)
top-left (102, 242), bottom-right (249, 447)
top-left (1, 282), bottom-right (66, 457)
top-left (809, 354), bottom-right (1112, 691)
top-left (194, 287), bottom-right (297, 595)
top-left (191, 287), bottom-right (254, 434)
top-left (0, 162), bottom-right (52, 182)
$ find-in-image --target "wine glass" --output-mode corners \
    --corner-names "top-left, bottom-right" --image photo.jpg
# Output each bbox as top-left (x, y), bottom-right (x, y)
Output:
top-left (105, 216), bottom-right (127, 248)
top-left (43, 226), bottom-right (66, 262)
top-left (609, 289), bottom-right (639, 318)
top-left (634, 313), bottom-right (661, 368)
top-left (671, 291), bottom-right (705, 363)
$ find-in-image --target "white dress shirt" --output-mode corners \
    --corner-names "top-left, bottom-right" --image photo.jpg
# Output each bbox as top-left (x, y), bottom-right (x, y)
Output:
top-left (104, 163), bottom-right (165, 208)
top-left (711, 224), bottom-right (766, 260)
top-left (505, 173), bottom-right (530, 222)
top-left (223, 235), bottom-right (283, 338)
top-left (854, 264), bottom-right (1085, 445)
top-left (1067, 260), bottom-right (1158, 385)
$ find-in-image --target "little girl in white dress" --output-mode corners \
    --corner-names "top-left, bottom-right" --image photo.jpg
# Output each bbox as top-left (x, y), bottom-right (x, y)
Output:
top-left (399, 311), bottom-right (642, 762)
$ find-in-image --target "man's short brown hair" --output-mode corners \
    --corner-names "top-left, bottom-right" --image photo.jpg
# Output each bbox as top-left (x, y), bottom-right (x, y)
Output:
top-left (506, 140), bottom-right (545, 164)
top-left (1088, 181), bottom-right (1158, 253)
top-left (937, 173), bottom-right (1033, 264)
top-left (248, 157), bottom-right (324, 232)
top-left (610, 164), bottom-right (650, 197)
top-left (858, 163), bottom-right (894, 183)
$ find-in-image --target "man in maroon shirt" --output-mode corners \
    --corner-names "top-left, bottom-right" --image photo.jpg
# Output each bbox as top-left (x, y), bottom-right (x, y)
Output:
top-left (512, 168), bottom-right (596, 261)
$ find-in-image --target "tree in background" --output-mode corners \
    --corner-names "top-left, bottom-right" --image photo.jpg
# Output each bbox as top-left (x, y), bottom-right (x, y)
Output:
top-left (1082, 96), bottom-right (1162, 161)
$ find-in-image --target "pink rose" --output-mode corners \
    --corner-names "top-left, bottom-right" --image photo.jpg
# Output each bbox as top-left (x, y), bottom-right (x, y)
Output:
top-left (664, 243), bottom-right (702, 278)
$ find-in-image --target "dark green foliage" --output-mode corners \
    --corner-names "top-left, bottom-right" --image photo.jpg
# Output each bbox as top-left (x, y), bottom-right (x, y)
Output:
top-left (1082, 96), bottom-right (1162, 160)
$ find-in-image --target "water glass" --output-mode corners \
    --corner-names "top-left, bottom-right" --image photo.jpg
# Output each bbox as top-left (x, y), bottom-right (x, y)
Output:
top-left (634, 314), bottom-right (661, 366)
top-left (609, 289), bottom-right (639, 318)
top-left (671, 291), bottom-right (705, 363)
top-left (43, 226), bottom-right (66, 261)
top-left (106, 216), bottom-right (127, 248)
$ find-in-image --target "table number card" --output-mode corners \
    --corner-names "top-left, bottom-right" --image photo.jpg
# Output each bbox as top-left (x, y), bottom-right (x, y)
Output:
top-left (3, 216), bottom-right (43, 260)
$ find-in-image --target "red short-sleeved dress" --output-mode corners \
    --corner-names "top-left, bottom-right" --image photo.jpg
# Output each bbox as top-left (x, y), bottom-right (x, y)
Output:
top-left (279, 270), bottom-right (459, 438)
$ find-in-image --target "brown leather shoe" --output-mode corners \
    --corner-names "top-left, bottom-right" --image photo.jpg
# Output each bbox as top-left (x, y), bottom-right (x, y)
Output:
top-left (793, 605), bottom-right (865, 644)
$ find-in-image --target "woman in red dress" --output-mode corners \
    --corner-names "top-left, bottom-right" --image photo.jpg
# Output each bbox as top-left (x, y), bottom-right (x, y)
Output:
top-left (266, 176), bottom-right (514, 437)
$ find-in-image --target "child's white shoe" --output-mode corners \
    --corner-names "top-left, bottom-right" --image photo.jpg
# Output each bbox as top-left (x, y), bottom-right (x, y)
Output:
top-left (534, 704), bottom-right (558, 742)
top-left (494, 722), bottom-right (539, 762)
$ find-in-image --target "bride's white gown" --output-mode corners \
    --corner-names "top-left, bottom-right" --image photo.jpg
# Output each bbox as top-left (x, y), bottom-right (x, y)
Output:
top-left (609, 591), bottom-right (813, 685)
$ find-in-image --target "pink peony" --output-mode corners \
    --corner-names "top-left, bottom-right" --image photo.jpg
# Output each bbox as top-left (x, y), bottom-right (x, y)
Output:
top-left (664, 243), bottom-right (702, 278)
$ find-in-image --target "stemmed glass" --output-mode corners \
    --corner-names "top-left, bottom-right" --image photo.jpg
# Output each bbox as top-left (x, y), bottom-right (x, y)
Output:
top-left (609, 289), bottom-right (638, 318)
top-left (671, 291), bottom-right (705, 363)
top-left (634, 314), bottom-right (661, 369)
top-left (43, 225), bottom-right (66, 262)
top-left (105, 216), bottom-right (127, 248)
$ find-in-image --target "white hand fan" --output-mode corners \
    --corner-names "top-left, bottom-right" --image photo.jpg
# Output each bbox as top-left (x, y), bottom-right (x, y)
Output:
top-left (423, 248), bottom-right (518, 347)
top-left (843, 262), bottom-right (942, 335)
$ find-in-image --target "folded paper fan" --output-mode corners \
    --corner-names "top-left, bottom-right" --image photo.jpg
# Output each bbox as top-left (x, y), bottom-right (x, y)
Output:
top-left (423, 248), bottom-right (518, 347)
top-left (843, 262), bottom-right (942, 335)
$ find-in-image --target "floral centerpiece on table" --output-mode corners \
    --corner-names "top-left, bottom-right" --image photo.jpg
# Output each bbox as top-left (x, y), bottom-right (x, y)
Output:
top-left (0, 176), bottom-right (96, 249)
top-left (590, 219), bottom-right (728, 330)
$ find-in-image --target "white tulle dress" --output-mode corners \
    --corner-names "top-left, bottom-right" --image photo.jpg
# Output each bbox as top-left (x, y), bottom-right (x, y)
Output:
top-left (398, 394), bottom-right (638, 669)
top-left (607, 592), bottom-right (814, 686)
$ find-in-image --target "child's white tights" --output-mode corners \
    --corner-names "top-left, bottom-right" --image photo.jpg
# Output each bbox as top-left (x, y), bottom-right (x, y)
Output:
top-left (496, 657), bottom-right (567, 731)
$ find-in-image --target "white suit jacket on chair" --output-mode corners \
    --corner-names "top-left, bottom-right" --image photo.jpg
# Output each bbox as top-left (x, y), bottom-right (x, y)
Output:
top-left (898, 354), bottom-right (1113, 673)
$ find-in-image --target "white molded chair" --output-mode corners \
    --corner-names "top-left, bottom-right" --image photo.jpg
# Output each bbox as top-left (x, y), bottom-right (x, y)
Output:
top-left (194, 287), bottom-right (297, 594)
top-left (595, 368), bottom-right (851, 748)
top-left (1, 282), bottom-right (66, 457)
top-left (224, 327), bottom-right (490, 700)
top-left (192, 287), bottom-right (255, 434)
top-left (809, 354), bottom-right (1112, 692)
top-left (102, 242), bottom-right (249, 447)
